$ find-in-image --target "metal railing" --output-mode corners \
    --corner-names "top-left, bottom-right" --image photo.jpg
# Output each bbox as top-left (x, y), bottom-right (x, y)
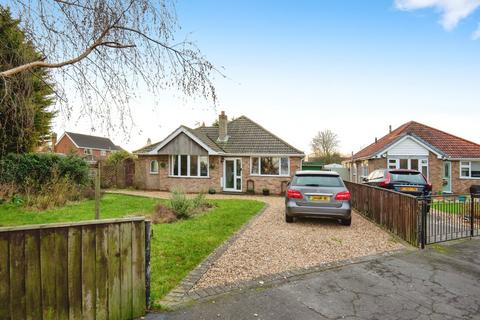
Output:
top-left (418, 193), bottom-right (480, 248)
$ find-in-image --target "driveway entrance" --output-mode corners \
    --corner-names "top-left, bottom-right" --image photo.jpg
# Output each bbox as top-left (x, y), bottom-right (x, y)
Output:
top-left (148, 238), bottom-right (480, 320)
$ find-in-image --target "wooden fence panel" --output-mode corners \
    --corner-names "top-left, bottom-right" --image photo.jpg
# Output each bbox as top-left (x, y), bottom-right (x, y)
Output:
top-left (0, 218), bottom-right (148, 320)
top-left (345, 181), bottom-right (419, 246)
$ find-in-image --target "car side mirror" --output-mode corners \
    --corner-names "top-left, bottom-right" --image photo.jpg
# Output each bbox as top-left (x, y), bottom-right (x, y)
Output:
top-left (362, 177), bottom-right (368, 183)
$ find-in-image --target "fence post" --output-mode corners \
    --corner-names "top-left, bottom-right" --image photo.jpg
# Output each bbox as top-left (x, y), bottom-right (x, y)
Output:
top-left (471, 194), bottom-right (475, 237)
top-left (420, 197), bottom-right (426, 249)
top-left (144, 220), bottom-right (151, 309)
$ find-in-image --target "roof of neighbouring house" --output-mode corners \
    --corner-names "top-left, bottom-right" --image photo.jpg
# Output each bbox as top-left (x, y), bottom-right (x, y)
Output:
top-left (61, 132), bottom-right (122, 151)
top-left (134, 116), bottom-right (304, 155)
top-left (352, 121), bottom-right (480, 160)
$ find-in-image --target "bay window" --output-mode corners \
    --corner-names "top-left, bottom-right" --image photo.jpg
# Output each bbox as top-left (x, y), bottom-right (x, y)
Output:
top-left (250, 156), bottom-right (289, 176)
top-left (170, 155), bottom-right (209, 177)
top-left (460, 161), bottom-right (480, 178)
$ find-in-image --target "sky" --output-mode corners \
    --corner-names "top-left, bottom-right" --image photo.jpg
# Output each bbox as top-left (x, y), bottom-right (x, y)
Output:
top-left (53, 0), bottom-right (480, 155)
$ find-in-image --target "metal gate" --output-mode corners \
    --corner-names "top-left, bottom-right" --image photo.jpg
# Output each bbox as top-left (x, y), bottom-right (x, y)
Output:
top-left (419, 194), bottom-right (480, 248)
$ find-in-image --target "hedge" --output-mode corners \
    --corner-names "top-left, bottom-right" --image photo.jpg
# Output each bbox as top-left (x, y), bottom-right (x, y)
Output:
top-left (0, 153), bottom-right (90, 187)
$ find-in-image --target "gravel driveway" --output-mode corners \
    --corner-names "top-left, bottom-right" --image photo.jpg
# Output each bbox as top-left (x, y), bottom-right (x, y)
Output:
top-left (110, 190), bottom-right (404, 290)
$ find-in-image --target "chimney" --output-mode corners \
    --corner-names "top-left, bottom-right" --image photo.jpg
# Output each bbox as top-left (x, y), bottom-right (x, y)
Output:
top-left (51, 133), bottom-right (57, 152)
top-left (375, 137), bottom-right (378, 144)
top-left (146, 138), bottom-right (151, 146)
top-left (217, 111), bottom-right (228, 142)
top-left (389, 125), bottom-right (392, 133)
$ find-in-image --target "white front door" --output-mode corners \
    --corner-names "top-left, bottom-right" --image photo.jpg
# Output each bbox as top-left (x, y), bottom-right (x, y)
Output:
top-left (223, 158), bottom-right (242, 192)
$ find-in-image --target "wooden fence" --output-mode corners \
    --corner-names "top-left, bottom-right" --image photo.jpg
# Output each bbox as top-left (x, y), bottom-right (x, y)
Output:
top-left (344, 181), bottom-right (419, 246)
top-left (0, 217), bottom-right (149, 320)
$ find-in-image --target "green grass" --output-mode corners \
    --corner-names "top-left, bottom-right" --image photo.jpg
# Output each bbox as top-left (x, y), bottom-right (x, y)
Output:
top-left (0, 194), bottom-right (161, 226)
top-left (0, 193), bottom-right (264, 307)
top-left (431, 201), bottom-right (479, 215)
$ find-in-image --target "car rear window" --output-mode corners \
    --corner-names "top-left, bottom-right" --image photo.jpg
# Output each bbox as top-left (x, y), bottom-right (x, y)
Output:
top-left (390, 172), bottom-right (426, 184)
top-left (292, 175), bottom-right (344, 187)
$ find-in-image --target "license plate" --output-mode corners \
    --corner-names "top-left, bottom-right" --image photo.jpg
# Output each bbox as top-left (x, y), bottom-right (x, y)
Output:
top-left (400, 187), bottom-right (417, 192)
top-left (310, 195), bottom-right (330, 202)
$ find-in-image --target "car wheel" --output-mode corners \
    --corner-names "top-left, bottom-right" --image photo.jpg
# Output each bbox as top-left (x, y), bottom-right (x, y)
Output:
top-left (285, 214), bottom-right (294, 223)
top-left (340, 218), bottom-right (351, 226)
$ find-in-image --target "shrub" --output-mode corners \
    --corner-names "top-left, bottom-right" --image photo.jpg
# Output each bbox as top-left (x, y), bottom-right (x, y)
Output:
top-left (247, 188), bottom-right (255, 194)
top-left (168, 190), bottom-right (213, 220)
top-left (208, 187), bottom-right (216, 194)
top-left (0, 153), bottom-right (90, 208)
top-left (262, 188), bottom-right (270, 196)
top-left (169, 189), bottom-right (192, 219)
top-left (0, 153), bottom-right (90, 188)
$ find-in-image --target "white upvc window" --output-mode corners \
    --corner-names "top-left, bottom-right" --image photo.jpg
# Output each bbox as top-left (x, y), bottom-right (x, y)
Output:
top-left (460, 161), bottom-right (480, 179)
top-left (250, 156), bottom-right (290, 176)
top-left (100, 150), bottom-right (107, 156)
top-left (387, 158), bottom-right (429, 178)
top-left (170, 155), bottom-right (208, 177)
top-left (84, 148), bottom-right (92, 155)
top-left (388, 159), bottom-right (398, 169)
top-left (150, 160), bottom-right (159, 174)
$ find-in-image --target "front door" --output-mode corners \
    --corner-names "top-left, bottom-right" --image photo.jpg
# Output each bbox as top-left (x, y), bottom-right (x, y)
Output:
top-left (224, 158), bottom-right (242, 192)
top-left (442, 161), bottom-right (452, 193)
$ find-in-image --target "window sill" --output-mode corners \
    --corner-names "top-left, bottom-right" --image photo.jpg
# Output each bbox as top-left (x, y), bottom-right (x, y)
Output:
top-left (168, 175), bottom-right (210, 179)
top-left (460, 177), bottom-right (480, 180)
top-left (149, 172), bottom-right (159, 175)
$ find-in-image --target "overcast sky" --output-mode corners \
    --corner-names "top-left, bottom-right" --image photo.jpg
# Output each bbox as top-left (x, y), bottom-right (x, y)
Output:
top-left (53, 0), bottom-right (480, 155)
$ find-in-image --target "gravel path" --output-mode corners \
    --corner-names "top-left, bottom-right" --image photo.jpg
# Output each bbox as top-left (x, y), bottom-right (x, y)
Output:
top-left (109, 190), bottom-right (404, 290)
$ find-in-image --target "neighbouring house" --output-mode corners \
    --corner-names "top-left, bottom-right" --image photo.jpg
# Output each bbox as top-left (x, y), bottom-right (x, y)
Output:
top-left (344, 121), bottom-right (480, 194)
top-left (54, 131), bottom-right (122, 161)
top-left (133, 112), bottom-right (304, 194)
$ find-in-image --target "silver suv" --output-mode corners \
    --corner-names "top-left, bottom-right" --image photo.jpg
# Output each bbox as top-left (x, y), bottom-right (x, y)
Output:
top-left (285, 170), bottom-right (352, 225)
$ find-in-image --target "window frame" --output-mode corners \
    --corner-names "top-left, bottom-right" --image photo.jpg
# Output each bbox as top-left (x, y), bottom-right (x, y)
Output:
top-left (149, 160), bottom-right (159, 174)
top-left (460, 161), bottom-right (480, 179)
top-left (100, 150), bottom-right (107, 156)
top-left (387, 158), bottom-right (429, 179)
top-left (169, 154), bottom-right (209, 178)
top-left (250, 156), bottom-right (290, 177)
top-left (84, 148), bottom-right (92, 155)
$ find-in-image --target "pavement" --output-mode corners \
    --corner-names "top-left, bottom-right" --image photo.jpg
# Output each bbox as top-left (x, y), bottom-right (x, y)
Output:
top-left (146, 238), bottom-right (480, 320)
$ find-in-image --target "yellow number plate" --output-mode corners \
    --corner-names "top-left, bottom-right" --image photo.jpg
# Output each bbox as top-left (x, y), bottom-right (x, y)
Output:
top-left (400, 187), bottom-right (417, 192)
top-left (310, 195), bottom-right (330, 202)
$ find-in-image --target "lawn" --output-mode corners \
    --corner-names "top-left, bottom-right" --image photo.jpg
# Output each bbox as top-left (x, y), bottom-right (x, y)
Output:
top-left (0, 193), bottom-right (265, 307)
top-left (431, 201), bottom-right (479, 215)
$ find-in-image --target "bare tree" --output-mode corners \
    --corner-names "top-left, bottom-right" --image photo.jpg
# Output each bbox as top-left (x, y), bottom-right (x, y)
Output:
top-left (310, 129), bottom-right (340, 164)
top-left (0, 0), bottom-right (220, 134)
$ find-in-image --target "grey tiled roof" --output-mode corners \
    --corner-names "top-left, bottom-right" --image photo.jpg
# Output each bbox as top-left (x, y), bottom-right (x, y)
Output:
top-left (135, 116), bottom-right (304, 155)
top-left (65, 132), bottom-right (121, 151)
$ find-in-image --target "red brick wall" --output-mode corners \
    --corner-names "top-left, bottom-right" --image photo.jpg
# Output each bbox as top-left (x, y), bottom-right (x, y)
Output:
top-left (54, 135), bottom-right (112, 160)
top-left (134, 155), bottom-right (302, 195)
top-left (55, 135), bottom-right (81, 156)
top-left (451, 161), bottom-right (479, 194)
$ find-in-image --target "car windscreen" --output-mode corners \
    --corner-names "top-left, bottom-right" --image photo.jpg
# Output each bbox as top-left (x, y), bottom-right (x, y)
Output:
top-left (292, 175), bottom-right (343, 187)
top-left (390, 172), bottom-right (426, 184)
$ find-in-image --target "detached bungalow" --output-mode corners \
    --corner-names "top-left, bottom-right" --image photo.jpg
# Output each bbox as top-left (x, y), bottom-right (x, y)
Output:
top-left (133, 112), bottom-right (304, 194)
top-left (344, 121), bottom-right (480, 194)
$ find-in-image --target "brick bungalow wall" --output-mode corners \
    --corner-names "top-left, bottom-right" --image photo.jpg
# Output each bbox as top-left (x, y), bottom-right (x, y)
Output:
top-left (134, 155), bottom-right (302, 194)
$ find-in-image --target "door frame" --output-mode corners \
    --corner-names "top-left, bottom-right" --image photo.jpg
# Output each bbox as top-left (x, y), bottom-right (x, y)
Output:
top-left (223, 158), bottom-right (242, 192)
top-left (442, 161), bottom-right (452, 193)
